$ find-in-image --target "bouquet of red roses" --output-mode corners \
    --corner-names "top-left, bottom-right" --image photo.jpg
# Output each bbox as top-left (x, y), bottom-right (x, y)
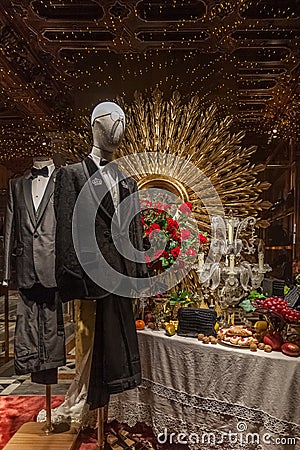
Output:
top-left (140, 199), bottom-right (207, 273)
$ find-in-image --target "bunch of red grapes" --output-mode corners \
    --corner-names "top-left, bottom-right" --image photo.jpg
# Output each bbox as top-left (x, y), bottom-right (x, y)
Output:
top-left (254, 297), bottom-right (300, 324)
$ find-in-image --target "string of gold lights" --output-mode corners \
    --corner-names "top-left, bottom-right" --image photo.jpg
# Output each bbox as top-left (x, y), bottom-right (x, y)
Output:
top-left (0, 0), bottom-right (299, 162)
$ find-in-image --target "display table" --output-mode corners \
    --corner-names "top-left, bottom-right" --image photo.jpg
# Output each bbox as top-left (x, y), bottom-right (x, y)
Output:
top-left (108, 330), bottom-right (300, 450)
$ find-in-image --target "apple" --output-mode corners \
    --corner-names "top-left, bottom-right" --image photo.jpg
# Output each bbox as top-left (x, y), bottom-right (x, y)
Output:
top-left (165, 324), bottom-right (176, 336)
top-left (281, 343), bottom-right (300, 357)
top-left (264, 332), bottom-right (283, 351)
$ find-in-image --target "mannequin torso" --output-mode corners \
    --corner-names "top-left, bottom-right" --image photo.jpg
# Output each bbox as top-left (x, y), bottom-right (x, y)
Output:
top-left (54, 101), bottom-right (143, 409)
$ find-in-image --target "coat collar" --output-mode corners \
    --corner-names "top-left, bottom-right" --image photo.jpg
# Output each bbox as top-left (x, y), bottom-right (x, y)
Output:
top-left (22, 168), bottom-right (58, 228)
top-left (22, 174), bottom-right (36, 227)
top-left (82, 157), bottom-right (134, 225)
top-left (35, 168), bottom-right (58, 226)
top-left (82, 157), bottom-right (114, 221)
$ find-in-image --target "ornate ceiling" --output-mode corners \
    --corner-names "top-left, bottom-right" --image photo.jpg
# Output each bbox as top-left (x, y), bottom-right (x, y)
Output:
top-left (0, 0), bottom-right (299, 162)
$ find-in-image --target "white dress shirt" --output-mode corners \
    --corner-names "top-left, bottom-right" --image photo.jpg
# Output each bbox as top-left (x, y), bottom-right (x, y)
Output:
top-left (31, 163), bottom-right (55, 211)
top-left (89, 153), bottom-right (119, 210)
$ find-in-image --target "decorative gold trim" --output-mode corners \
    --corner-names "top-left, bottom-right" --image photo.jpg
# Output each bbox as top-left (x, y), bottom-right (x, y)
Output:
top-left (137, 174), bottom-right (189, 201)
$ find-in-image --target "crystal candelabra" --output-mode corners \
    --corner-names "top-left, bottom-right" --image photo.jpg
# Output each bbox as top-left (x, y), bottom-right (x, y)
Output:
top-left (196, 214), bottom-right (271, 312)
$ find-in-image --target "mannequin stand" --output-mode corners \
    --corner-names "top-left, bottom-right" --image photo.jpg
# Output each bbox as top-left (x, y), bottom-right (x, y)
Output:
top-left (96, 407), bottom-right (106, 449)
top-left (41, 385), bottom-right (54, 434)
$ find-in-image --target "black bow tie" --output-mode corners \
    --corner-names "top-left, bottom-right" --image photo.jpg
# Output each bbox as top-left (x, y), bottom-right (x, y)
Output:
top-left (31, 166), bottom-right (49, 178)
top-left (99, 159), bottom-right (118, 173)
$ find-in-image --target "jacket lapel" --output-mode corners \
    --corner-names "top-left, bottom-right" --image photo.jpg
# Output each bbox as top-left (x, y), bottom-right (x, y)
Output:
top-left (118, 173), bottom-right (135, 231)
top-left (22, 173), bottom-right (36, 227)
top-left (35, 168), bottom-right (58, 227)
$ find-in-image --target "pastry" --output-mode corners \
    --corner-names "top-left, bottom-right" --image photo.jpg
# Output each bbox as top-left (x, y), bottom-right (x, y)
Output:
top-left (238, 337), bottom-right (252, 347)
top-left (229, 336), bottom-right (240, 345)
top-left (217, 329), bottom-right (229, 340)
top-left (227, 325), bottom-right (252, 337)
top-left (218, 327), bottom-right (256, 347)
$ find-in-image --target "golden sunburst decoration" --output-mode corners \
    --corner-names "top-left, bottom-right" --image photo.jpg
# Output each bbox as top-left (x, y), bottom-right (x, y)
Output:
top-left (63, 89), bottom-right (271, 295)
top-left (117, 89), bottom-right (271, 232)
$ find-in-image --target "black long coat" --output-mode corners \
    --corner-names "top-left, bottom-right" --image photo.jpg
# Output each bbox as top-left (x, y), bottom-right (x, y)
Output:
top-left (54, 157), bottom-right (147, 408)
top-left (54, 157), bottom-right (147, 300)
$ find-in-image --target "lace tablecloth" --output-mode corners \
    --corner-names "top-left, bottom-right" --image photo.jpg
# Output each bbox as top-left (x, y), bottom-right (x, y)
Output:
top-left (108, 330), bottom-right (300, 450)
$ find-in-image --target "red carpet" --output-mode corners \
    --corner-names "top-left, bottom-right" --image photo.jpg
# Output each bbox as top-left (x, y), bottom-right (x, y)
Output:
top-left (0, 396), bottom-right (188, 449)
top-left (0, 395), bottom-right (64, 449)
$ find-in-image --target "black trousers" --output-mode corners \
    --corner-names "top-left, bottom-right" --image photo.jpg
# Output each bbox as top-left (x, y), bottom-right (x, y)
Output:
top-left (87, 294), bottom-right (141, 409)
top-left (15, 284), bottom-right (66, 384)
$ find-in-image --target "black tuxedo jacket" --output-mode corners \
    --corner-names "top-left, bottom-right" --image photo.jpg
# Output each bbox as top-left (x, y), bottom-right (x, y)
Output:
top-left (54, 157), bottom-right (147, 302)
top-left (4, 169), bottom-right (58, 288)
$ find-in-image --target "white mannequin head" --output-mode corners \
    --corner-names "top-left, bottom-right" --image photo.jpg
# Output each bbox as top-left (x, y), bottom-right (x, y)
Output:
top-left (91, 101), bottom-right (125, 160)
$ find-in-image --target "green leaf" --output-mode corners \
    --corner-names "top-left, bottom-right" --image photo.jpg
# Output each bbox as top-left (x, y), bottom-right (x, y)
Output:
top-left (161, 257), bottom-right (169, 267)
top-left (284, 285), bottom-right (290, 295)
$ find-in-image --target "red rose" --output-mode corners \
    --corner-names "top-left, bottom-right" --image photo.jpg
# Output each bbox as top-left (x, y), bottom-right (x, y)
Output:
top-left (161, 250), bottom-right (169, 258)
top-left (151, 223), bottom-right (161, 230)
top-left (171, 247), bottom-right (181, 258)
top-left (186, 247), bottom-right (197, 257)
top-left (181, 229), bottom-right (191, 240)
top-left (166, 218), bottom-right (179, 232)
top-left (198, 233), bottom-right (207, 244)
top-left (171, 229), bottom-right (181, 242)
top-left (179, 202), bottom-right (193, 214)
top-left (147, 224), bottom-right (161, 237)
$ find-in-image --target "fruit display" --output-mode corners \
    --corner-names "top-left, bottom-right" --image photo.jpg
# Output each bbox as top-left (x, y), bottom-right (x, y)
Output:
top-left (253, 320), bottom-right (268, 332)
top-left (135, 319), bottom-right (145, 330)
top-left (281, 343), bottom-right (300, 357)
top-left (253, 297), bottom-right (300, 324)
top-left (139, 295), bottom-right (300, 357)
top-left (165, 323), bottom-right (176, 336)
top-left (263, 331), bottom-right (284, 351)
